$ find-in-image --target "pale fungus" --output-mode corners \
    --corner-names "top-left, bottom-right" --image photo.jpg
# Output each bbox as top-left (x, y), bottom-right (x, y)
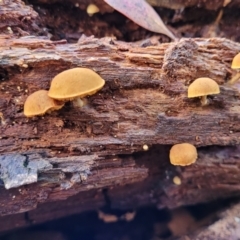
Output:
top-left (86, 4), bottom-right (100, 16)
top-left (48, 68), bottom-right (105, 107)
top-left (121, 211), bottom-right (136, 222)
top-left (169, 143), bottom-right (197, 166)
top-left (173, 176), bottom-right (181, 185)
top-left (143, 144), bottom-right (149, 151)
top-left (188, 77), bottom-right (220, 106)
top-left (24, 90), bottom-right (64, 117)
top-left (98, 210), bottom-right (118, 223)
top-left (229, 52), bottom-right (240, 84)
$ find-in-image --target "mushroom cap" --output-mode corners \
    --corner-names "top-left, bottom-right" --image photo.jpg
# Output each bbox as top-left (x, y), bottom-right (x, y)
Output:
top-left (24, 90), bottom-right (64, 117)
top-left (87, 4), bottom-right (100, 15)
top-left (169, 143), bottom-right (197, 166)
top-left (231, 53), bottom-right (240, 69)
top-left (188, 77), bottom-right (220, 98)
top-left (48, 68), bottom-right (105, 100)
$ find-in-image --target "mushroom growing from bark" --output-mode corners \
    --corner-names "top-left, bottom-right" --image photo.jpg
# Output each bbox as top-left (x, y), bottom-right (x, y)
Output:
top-left (229, 52), bottom-right (240, 84)
top-left (143, 144), bottom-right (149, 151)
top-left (48, 68), bottom-right (105, 107)
top-left (24, 90), bottom-right (64, 117)
top-left (169, 143), bottom-right (197, 166)
top-left (173, 176), bottom-right (181, 185)
top-left (188, 77), bottom-right (220, 106)
top-left (87, 4), bottom-right (100, 16)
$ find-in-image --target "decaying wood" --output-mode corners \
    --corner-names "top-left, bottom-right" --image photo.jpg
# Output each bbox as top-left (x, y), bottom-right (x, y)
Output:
top-left (0, 34), bottom-right (240, 232)
top-left (0, 0), bottom-right (39, 32)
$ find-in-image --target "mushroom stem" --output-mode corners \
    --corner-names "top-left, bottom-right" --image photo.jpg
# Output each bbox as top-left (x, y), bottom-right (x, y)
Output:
top-left (200, 95), bottom-right (208, 106)
top-left (72, 98), bottom-right (88, 108)
top-left (229, 72), bottom-right (240, 85)
top-left (72, 97), bottom-right (84, 108)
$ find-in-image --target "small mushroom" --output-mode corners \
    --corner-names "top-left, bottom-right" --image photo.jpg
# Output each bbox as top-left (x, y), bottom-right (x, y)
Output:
top-left (173, 176), bottom-right (181, 185)
top-left (188, 77), bottom-right (220, 106)
top-left (169, 143), bottom-right (197, 166)
top-left (143, 144), bottom-right (149, 151)
top-left (229, 52), bottom-right (240, 84)
top-left (48, 68), bottom-right (105, 107)
top-left (86, 4), bottom-right (100, 16)
top-left (98, 210), bottom-right (119, 223)
top-left (24, 90), bottom-right (64, 117)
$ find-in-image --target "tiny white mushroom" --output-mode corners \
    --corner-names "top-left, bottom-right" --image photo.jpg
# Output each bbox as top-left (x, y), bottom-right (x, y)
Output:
top-left (143, 144), bottom-right (149, 151)
top-left (173, 176), bottom-right (181, 185)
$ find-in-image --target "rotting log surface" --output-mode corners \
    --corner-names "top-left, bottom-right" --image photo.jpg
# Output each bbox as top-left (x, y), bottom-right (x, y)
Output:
top-left (1, 35), bottom-right (240, 232)
top-left (0, 0), bottom-right (39, 32)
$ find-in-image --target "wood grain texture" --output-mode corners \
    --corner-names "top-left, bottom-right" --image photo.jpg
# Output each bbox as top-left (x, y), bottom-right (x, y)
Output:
top-left (0, 0), bottom-right (38, 30)
top-left (0, 34), bottom-right (240, 223)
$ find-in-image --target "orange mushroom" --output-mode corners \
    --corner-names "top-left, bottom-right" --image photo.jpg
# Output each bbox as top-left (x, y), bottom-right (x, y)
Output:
top-left (48, 68), bottom-right (105, 107)
top-left (188, 77), bottom-right (220, 106)
top-left (229, 52), bottom-right (240, 84)
top-left (87, 4), bottom-right (100, 16)
top-left (24, 90), bottom-right (64, 117)
top-left (169, 143), bottom-right (197, 166)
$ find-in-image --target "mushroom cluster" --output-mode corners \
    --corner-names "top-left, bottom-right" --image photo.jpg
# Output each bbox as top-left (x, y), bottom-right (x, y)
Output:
top-left (168, 52), bottom-right (240, 167)
top-left (169, 76), bottom-right (219, 167)
top-left (23, 68), bottom-right (105, 117)
top-left (23, 52), bottom-right (240, 169)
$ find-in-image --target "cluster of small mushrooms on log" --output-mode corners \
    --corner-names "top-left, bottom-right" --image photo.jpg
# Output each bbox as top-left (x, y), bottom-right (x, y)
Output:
top-left (24, 67), bottom-right (105, 117)
top-left (23, 52), bottom-right (240, 169)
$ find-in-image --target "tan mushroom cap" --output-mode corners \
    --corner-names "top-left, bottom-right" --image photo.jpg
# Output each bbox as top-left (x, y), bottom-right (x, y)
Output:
top-left (87, 4), bottom-right (100, 16)
top-left (48, 68), bottom-right (105, 100)
top-left (231, 53), bottom-right (240, 69)
top-left (188, 77), bottom-right (220, 98)
top-left (24, 90), bottom-right (64, 117)
top-left (169, 143), bottom-right (197, 166)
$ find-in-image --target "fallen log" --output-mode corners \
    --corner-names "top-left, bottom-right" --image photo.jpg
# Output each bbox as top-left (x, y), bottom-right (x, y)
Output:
top-left (0, 35), bottom-right (240, 233)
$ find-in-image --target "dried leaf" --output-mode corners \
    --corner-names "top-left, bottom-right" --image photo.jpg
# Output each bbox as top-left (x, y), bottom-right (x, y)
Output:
top-left (223, 0), bottom-right (231, 7)
top-left (104, 0), bottom-right (176, 40)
